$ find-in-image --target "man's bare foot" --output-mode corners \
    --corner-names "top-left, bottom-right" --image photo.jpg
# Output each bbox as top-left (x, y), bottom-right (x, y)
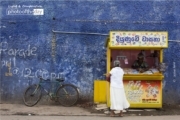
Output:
top-left (119, 111), bottom-right (123, 117)
top-left (110, 111), bottom-right (115, 117)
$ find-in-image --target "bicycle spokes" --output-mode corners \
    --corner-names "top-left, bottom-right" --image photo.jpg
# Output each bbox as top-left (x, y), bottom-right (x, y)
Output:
top-left (23, 85), bottom-right (42, 107)
top-left (56, 84), bottom-right (79, 107)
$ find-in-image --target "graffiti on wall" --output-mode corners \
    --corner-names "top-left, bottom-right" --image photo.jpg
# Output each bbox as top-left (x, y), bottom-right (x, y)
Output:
top-left (0, 42), bottom-right (37, 58)
top-left (0, 41), bottom-right (62, 79)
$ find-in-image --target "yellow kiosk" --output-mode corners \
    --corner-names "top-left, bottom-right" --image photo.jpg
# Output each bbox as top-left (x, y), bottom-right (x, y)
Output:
top-left (94, 31), bottom-right (168, 108)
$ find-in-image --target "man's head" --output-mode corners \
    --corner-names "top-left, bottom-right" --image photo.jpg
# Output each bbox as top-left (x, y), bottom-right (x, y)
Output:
top-left (113, 60), bottom-right (121, 67)
top-left (137, 53), bottom-right (144, 63)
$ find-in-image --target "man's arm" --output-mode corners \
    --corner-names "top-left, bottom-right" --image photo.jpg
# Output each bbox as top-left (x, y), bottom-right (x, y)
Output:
top-left (106, 73), bottom-right (111, 82)
top-left (132, 60), bottom-right (139, 69)
top-left (139, 62), bottom-right (149, 73)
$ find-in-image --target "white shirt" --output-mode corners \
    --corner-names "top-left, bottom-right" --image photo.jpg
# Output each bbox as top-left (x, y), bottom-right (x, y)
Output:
top-left (110, 67), bottom-right (124, 88)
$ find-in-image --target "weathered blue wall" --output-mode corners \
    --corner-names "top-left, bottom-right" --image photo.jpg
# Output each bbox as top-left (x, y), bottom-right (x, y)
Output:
top-left (0, 0), bottom-right (180, 105)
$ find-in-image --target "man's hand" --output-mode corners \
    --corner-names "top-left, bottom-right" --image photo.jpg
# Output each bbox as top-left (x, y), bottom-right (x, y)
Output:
top-left (106, 73), bottom-right (111, 78)
top-left (139, 69), bottom-right (144, 73)
top-left (137, 68), bottom-right (144, 73)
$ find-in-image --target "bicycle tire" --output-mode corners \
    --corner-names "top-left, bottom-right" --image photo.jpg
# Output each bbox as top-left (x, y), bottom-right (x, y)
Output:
top-left (23, 84), bottom-right (42, 107)
top-left (56, 84), bottom-right (79, 107)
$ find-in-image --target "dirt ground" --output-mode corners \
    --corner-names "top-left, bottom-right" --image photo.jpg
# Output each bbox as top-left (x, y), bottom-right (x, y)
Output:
top-left (78, 102), bottom-right (180, 116)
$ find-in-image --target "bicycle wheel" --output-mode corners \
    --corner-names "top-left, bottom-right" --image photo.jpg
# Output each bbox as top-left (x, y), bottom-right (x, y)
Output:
top-left (56, 84), bottom-right (79, 107)
top-left (23, 84), bottom-right (42, 107)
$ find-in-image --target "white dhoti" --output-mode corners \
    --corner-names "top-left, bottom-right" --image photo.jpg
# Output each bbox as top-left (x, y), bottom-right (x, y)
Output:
top-left (110, 86), bottom-right (130, 110)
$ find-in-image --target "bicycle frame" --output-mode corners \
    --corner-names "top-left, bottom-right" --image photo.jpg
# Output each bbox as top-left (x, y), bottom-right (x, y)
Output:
top-left (31, 84), bottom-right (41, 96)
top-left (38, 78), bottom-right (63, 98)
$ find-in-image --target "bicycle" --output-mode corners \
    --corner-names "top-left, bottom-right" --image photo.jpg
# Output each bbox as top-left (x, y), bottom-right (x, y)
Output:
top-left (23, 76), bottom-right (79, 107)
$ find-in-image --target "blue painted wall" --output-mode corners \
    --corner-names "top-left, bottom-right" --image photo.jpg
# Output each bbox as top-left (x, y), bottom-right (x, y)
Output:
top-left (0, 0), bottom-right (180, 105)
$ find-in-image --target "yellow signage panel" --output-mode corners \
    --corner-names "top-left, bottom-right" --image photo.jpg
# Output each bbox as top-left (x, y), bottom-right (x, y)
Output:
top-left (110, 31), bottom-right (168, 48)
top-left (124, 80), bottom-right (161, 104)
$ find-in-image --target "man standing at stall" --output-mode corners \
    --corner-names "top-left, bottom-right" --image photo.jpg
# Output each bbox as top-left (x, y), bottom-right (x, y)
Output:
top-left (106, 60), bottom-right (130, 117)
top-left (132, 52), bottom-right (149, 73)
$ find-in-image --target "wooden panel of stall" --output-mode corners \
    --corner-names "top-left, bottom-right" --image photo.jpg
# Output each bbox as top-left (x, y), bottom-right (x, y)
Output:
top-left (95, 31), bottom-right (168, 108)
top-left (94, 80), bottom-right (107, 103)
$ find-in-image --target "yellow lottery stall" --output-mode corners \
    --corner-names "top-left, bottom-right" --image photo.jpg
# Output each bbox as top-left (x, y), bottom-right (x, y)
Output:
top-left (93, 31), bottom-right (168, 108)
top-left (104, 31), bottom-right (168, 108)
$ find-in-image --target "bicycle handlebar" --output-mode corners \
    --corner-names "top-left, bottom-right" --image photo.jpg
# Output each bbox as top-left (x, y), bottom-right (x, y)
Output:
top-left (38, 76), bottom-right (50, 81)
top-left (38, 76), bottom-right (64, 82)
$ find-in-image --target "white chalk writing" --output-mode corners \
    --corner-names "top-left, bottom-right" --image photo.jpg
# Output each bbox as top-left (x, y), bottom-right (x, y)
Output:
top-left (0, 42), bottom-right (37, 58)
top-left (1, 58), bottom-right (16, 67)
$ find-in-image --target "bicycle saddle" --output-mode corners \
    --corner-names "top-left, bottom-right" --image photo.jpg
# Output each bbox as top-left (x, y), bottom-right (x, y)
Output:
top-left (56, 79), bottom-right (64, 82)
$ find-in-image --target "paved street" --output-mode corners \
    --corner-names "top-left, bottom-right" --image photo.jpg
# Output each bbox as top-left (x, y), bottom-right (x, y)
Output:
top-left (0, 103), bottom-right (180, 120)
top-left (0, 103), bottom-right (96, 116)
top-left (1, 115), bottom-right (180, 120)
